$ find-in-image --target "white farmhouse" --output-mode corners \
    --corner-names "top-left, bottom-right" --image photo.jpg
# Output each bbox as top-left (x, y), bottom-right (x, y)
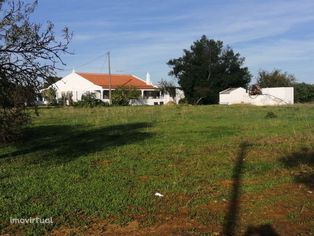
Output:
top-left (42, 71), bottom-right (184, 105)
top-left (219, 87), bottom-right (294, 106)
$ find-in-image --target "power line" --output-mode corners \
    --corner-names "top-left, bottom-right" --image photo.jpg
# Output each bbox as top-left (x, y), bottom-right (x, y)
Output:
top-left (62, 52), bottom-right (108, 72)
top-left (77, 52), bottom-right (108, 68)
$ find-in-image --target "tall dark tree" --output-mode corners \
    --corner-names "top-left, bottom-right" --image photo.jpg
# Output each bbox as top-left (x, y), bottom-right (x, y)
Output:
top-left (256, 69), bottom-right (296, 88)
top-left (167, 35), bottom-right (251, 104)
top-left (0, 0), bottom-right (71, 142)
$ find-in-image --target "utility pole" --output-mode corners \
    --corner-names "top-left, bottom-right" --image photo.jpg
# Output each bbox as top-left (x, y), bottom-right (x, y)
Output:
top-left (107, 51), bottom-right (112, 105)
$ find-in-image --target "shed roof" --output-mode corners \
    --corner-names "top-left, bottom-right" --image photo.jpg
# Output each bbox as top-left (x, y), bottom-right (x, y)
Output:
top-left (219, 88), bottom-right (241, 94)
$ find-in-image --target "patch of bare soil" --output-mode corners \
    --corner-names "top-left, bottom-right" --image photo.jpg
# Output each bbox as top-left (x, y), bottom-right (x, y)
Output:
top-left (50, 217), bottom-right (211, 236)
top-left (220, 179), bottom-right (259, 188)
top-left (49, 184), bottom-right (313, 235)
top-left (239, 183), bottom-right (314, 235)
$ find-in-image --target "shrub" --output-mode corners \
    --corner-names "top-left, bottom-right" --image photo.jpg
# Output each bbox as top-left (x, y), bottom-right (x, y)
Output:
top-left (75, 92), bottom-right (108, 107)
top-left (178, 98), bottom-right (188, 104)
top-left (0, 108), bottom-right (31, 143)
top-left (265, 111), bottom-right (277, 119)
top-left (112, 86), bottom-right (141, 106)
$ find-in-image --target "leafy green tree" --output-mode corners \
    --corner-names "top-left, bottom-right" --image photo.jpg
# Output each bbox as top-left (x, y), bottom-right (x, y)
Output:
top-left (0, 79), bottom-right (35, 108)
top-left (167, 35), bottom-right (251, 104)
top-left (42, 87), bottom-right (57, 105)
top-left (0, 108), bottom-right (30, 143)
top-left (0, 0), bottom-right (71, 142)
top-left (257, 69), bottom-right (296, 87)
top-left (294, 83), bottom-right (314, 103)
top-left (158, 80), bottom-right (176, 99)
top-left (112, 86), bottom-right (141, 106)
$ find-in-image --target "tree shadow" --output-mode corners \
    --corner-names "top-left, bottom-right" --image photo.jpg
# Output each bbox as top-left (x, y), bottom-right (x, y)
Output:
top-left (0, 122), bottom-right (153, 164)
top-left (244, 224), bottom-right (280, 236)
top-left (222, 141), bottom-right (249, 236)
top-left (222, 142), bottom-right (280, 236)
top-left (279, 147), bottom-right (314, 189)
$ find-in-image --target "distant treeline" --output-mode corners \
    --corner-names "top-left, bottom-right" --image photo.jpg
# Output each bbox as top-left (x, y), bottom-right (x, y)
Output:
top-left (256, 69), bottom-right (314, 103)
top-left (294, 83), bottom-right (314, 103)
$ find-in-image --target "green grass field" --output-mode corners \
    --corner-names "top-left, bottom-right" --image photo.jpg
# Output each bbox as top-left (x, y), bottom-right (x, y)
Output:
top-left (1, 105), bottom-right (313, 235)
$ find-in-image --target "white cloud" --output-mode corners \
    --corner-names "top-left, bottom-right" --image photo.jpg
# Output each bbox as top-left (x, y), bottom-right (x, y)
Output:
top-left (60, 0), bottom-right (314, 83)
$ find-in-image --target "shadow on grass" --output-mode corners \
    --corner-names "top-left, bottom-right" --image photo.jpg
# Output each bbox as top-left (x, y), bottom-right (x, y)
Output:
top-left (280, 147), bottom-right (314, 189)
top-left (0, 122), bottom-right (153, 164)
top-left (222, 141), bottom-right (249, 236)
top-left (222, 142), bottom-right (280, 236)
top-left (244, 224), bottom-right (280, 236)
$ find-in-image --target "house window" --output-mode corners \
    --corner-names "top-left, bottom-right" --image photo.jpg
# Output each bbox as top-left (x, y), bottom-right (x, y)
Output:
top-left (160, 102), bottom-right (164, 105)
top-left (103, 90), bottom-right (109, 99)
top-left (144, 90), bottom-right (160, 99)
top-left (154, 102), bottom-right (158, 105)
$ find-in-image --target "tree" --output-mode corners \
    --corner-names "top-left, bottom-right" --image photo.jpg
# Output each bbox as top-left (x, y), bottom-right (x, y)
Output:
top-left (43, 76), bottom-right (62, 88)
top-left (158, 79), bottom-right (176, 99)
top-left (42, 87), bottom-right (56, 105)
top-left (0, 0), bottom-right (71, 142)
top-left (257, 69), bottom-right (296, 88)
top-left (167, 35), bottom-right (251, 104)
top-left (60, 91), bottom-right (73, 106)
top-left (294, 82), bottom-right (314, 103)
top-left (112, 86), bottom-right (141, 106)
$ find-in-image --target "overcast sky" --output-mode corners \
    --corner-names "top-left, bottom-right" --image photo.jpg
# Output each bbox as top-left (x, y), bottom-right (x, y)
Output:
top-left (33, 0), bottom-right (314, 84)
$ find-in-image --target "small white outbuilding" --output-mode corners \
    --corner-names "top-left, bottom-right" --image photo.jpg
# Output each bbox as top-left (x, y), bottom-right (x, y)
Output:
top-left (219, 87), bottom-right (294, 106)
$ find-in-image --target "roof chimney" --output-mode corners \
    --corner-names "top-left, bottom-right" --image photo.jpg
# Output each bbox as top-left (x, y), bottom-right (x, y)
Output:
top-left (146, 72), bottom-right (151, 85)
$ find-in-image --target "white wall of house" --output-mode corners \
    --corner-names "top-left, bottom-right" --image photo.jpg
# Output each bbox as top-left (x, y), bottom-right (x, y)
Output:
top-left (130, 89), bottom-right (181, 105)
top-left (51, 72), bottom-right (103, 102)
top-left (130, 98), bottom-right (165, 105)
top-left (173, 88), bottom-right (185, 104)
top-left (219, 87), bottom-right (294, 106)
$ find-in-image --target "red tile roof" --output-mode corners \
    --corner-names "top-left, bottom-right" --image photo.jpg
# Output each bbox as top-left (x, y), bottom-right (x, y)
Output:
top-left (77, 72), bottom-right (156, 89)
